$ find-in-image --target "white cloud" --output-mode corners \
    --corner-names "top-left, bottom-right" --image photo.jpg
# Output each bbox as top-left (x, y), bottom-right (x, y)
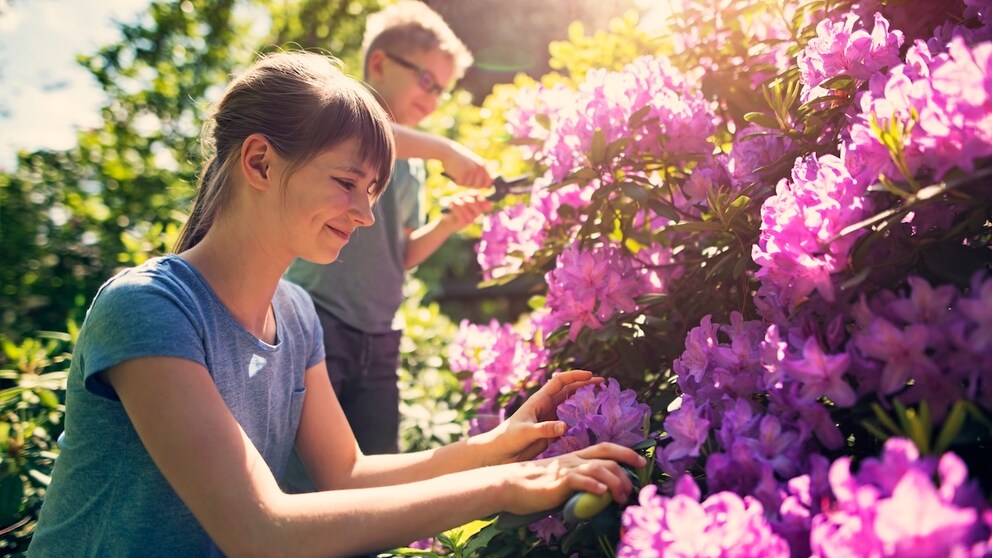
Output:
top-left (0, 0), bottom-right (150, 167)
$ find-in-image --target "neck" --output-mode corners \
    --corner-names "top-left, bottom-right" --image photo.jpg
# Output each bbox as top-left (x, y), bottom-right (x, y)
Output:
top-left (179, 213), bottom-right (290, 340)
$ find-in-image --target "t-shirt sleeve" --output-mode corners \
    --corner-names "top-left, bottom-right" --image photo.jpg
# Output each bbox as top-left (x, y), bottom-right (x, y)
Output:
top-left (292, 283), bottom-right (326, 369)
top-left (79, 274), bottom-right (207, 401)
top-left (400, 158), bottom-right (426, 231)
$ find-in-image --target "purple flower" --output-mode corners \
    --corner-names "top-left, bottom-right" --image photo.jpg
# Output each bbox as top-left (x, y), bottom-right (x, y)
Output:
top-left (783, 336), bottom-right (856, 407)
top-left (812, 438), bottom-right (987, 557)
top-left (540, 378), bottom-right (649, 458)
top-left (529, 515), bottom-right (568, 544)
top-left (662, 397), bottom-right (711, 460)
top-left (875, 468), bottom-right (978, 556)
top-left (753, 154), bottom-right (871, 313)
top-left (617, 482), bottom-right (790, 557)
top-left (545, 243), bottom-right (648, 340)
top-left (798, 12), bottom-right (904, 102)
top-left (854, 317), bottom-right (937, 394)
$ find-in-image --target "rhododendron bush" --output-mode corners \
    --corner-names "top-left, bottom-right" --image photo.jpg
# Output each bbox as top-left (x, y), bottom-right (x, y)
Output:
top-left (405, 0), bottom-right (992, 556)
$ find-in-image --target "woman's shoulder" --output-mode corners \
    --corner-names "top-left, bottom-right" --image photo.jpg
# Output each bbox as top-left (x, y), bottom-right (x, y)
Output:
top-left (89, 255), bottom-right (204, 313)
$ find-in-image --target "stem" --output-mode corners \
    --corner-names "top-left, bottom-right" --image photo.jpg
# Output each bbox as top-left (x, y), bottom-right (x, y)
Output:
top-left (598, 534), bottom-right (618, 558)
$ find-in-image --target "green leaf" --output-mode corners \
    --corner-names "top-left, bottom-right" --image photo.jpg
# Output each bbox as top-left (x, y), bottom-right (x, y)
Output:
top-left (37, 388), bottom-right (61, 409)
top-left (568, 167), bottom-right (602, 183)
top-left (730, 195), bottom-right (751, 209)
top-left (0, 473), bottom-right (24, 524)
top-left (620, 182), bottom-right (648, 203)
top-left (628, 105), bottom-right (652, 128)
top-left (665, 220), bottom-right (724, 233)
top-left (647, 199), bottom-right (681, 222)
top-left (440, 518), bottom-right (494, 549)
top-left (380, 548), bottom-right (440, 556)
top-left (462, 523), bottom-right (501, 555)
top-left (589, 128), bottom-right (606, 166)
top-left (743, 111), bottom-right (779, 129)
top-left (871, 403), bottom-right (902, 436)
top-left (934, 401), bottom-right (968, 454)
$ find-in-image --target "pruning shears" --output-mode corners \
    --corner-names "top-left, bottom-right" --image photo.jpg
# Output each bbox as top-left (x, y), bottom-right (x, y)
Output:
top-left (440, 173), bottom-right (532, 213)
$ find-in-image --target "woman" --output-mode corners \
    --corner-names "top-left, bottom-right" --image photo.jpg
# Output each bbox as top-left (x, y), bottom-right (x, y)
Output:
top-left (28, 51), bottom-right (643, 558)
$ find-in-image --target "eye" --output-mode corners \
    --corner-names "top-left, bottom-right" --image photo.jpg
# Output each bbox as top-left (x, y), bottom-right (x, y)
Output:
top-left (335, 178), bottom-right (356, 191)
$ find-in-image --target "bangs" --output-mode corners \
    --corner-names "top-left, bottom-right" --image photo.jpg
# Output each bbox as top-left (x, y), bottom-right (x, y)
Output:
top-left (308, 86), bottom-right (395, 197)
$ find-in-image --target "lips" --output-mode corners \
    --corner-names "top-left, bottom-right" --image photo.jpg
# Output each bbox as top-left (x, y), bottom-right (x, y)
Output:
top-left (325, 224), bottom-right (351, 241)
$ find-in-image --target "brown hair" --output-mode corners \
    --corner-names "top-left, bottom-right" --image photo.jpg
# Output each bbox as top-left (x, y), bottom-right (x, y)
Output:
top-left (175, 51), bottom-right (395, 252)
top-left (361, 1), bottom-right (473, 81)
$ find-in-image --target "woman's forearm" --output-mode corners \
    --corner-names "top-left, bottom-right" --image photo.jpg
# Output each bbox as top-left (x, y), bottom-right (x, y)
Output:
top-left (339, 435), bottom-right (495, 489)
top-left (262, 467), bottom-right (505, 558)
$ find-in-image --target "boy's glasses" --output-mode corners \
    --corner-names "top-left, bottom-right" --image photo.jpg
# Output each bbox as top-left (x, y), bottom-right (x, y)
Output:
top-left (384, 52), bottom-right (447, 97)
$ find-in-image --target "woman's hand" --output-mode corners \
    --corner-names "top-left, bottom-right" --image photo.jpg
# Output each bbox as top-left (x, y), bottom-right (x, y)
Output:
top-left (477, 370), bottom-right (603, 464)
top-left (495, 442), bottom-right (645, 516)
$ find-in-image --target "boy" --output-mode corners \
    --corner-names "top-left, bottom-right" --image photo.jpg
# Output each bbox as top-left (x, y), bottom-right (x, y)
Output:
top-left (284, 1), bottom-right (492, 473)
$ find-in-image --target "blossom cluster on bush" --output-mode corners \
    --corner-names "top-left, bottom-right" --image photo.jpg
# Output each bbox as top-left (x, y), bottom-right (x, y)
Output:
top-left (544, 243), bottom-right (677, 341)
top-left (619, 438), bottom-right (990, 557)
top-left (447, 318), bottom-right (549, 428)
top-left (441, 1), bottom-right (992, 556)
top-left (528, 378), bottom-right (651, 544)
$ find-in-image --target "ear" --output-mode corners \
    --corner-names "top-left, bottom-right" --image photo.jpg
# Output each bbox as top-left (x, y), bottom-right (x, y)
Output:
top-left (240, 133), bottom-right (275, 191)
top-left (366, 49), bottom-right (388, 82)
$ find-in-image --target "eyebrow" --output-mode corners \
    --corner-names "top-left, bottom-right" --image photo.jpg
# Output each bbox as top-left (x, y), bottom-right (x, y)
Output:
top-left (329, 164), bottom-right (369, 178)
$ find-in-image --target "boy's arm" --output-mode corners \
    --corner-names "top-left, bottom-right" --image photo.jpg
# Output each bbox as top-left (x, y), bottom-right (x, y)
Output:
top-left (391, 123), bottom-right (493, 188)
top-left (403, 193), bottom-right (490, 269)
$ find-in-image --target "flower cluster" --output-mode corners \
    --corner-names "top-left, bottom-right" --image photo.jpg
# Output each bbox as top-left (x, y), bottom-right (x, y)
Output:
top-left (810, 438), bottom-right (990, 557)
top-left (850, 274), bottom-right (992, 418)
top-left (846, 37), bottom-right (992, 186)
top-left (528, 378), bottom-right (651, 544)
top-left (544, 243), bottom-right (648, 341)
top-left (447, 4), bottom-right (992, 557)
top-left (540, 378), bottom-right (651, 459)
top-left (505, 55), bottom-right (717, 183)
top-left (798, 12), bottom-right (904, 102)
top-left (618, 477), bottom-right (790, 558)
top-left (752, 154), bottom-right (871, 315)
top-left (665, 313), bottom-right (841, 507)
top-left (447, 318), bottom-right (548, 419)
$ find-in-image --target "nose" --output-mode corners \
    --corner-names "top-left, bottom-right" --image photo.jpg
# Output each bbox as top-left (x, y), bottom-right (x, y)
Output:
top-left (351, 193), bottom-right (375, 228)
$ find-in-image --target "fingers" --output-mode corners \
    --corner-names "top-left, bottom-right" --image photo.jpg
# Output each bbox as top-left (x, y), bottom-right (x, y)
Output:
top-left (464, 166), bottom-right (493, 188)
top-left (442, 194), bottom-right (491, 227)
top-left (577, 442), bottom-right (647, 471)
top-left (538, 370), bottom-right (596, 399)
top-left (544, 370), bottom-right (603, 408)
top-left (566, 457), bottom-right (632, 503)
top-left (517, 438), bottom-right (550, 462)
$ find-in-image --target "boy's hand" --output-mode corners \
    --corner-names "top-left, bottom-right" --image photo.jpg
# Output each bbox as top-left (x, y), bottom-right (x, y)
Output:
top-left (440, 192), bottom-right (491, 230)
top-left (442, 142), bottom-right (493, 188)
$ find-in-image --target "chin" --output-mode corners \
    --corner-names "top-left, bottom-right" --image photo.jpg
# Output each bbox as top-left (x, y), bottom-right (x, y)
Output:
top-left (300, 250), bottom-right (341, 266)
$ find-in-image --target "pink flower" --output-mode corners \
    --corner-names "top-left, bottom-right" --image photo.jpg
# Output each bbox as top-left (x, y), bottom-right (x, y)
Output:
top-left (784, 337), bottom-right (856, 406)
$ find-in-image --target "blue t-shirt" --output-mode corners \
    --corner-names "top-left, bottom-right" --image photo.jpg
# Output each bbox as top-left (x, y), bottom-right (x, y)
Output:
top-left (28, 255), bottom-right (324, 557)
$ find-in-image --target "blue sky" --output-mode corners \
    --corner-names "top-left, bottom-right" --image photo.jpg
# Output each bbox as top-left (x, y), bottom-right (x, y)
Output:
top-left (0, 0), bottom-right (150, 169)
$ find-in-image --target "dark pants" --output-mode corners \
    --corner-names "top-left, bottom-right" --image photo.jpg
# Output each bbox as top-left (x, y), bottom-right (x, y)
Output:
top-left (281, 308), bottom-right (402, 494)
top-left (320, 309), bottom-right (403, 455)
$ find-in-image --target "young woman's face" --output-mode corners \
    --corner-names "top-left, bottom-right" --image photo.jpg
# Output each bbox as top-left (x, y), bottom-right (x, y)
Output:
top-left (374, 47), bottom-right (455, 126)
top-left (280, 139), bottom-right (379, 264)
